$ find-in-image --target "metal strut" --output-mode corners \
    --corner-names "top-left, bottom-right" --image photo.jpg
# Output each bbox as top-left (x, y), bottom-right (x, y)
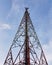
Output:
top-left (3, 8), bottom-right (48, 65)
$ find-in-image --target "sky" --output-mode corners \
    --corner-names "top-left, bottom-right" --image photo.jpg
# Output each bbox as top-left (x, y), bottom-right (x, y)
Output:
top-left (0, 0), bottom-right (52, 65)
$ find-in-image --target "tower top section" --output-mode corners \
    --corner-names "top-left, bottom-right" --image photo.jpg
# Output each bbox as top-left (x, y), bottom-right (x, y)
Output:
top-left (25, 7), bottom-right (29, 12)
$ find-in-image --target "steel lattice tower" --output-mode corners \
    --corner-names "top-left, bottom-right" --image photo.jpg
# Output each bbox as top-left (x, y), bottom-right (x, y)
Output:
top-left (3, 8), bottom-right (48, 65)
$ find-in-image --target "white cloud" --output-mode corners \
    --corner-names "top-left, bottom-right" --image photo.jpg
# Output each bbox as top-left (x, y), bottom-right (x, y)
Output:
top-left (43, 6), bottom-right (52, 65)
top-left (0, 23), bottom-right (11, 29)
top-left (7, 0), bottom-right (20, 18)
top-left (43, 39), bottom-right (52, 65)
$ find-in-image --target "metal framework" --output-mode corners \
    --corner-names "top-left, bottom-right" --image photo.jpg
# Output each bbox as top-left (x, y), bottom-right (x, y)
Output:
top-left (3, 8), bottom-right (48, 65)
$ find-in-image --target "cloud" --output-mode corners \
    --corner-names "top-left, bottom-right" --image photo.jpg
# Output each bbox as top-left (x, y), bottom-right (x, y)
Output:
top-left (0, 0), bottom-right (52, 65)
top-left (43, 39), bottom-right (52, 65)
top-left (0, 23), bottom-right (11, 30)
top-left (6, 0), bottom-right (25, 19)
top-left (7, 0), bottom-right (20, 19)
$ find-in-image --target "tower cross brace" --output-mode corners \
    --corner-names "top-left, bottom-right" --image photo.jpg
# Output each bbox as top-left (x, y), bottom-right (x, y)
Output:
top-left (3, 8), bottom-right (48, 65)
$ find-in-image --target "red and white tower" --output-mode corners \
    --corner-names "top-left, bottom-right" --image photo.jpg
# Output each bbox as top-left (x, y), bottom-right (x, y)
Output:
top-left (3, 8), bottom-right (48, 65)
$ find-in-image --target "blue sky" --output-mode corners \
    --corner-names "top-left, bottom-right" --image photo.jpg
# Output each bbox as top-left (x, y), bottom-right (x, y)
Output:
top-left (0, 0), bottom-right (52, 65)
